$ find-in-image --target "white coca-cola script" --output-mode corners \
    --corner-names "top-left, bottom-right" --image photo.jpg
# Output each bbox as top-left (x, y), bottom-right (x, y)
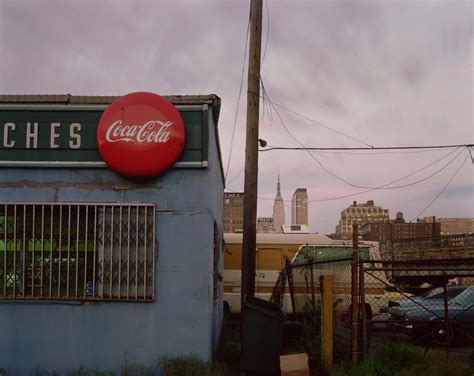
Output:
top-left (105, 120), bottom-right (173, 143)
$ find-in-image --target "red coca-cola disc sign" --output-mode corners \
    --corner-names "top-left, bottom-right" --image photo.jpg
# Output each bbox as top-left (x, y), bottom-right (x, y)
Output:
top-left (97, 92), bottom-right (186, 178)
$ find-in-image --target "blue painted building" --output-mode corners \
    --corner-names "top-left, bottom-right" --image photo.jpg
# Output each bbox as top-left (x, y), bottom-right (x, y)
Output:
top-left (0, 94), bottom-right (224, 374)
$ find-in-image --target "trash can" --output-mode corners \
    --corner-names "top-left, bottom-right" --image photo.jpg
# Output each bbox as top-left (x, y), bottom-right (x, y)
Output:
top-left (240, 296), bottom-right (285, 374)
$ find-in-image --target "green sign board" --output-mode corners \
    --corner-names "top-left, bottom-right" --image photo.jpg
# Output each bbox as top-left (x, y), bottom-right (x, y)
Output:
top-left (0, 107), bottom-right (208, 167)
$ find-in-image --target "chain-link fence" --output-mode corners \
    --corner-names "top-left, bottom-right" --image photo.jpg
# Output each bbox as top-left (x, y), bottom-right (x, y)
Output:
top-left (290, 257), bottom-right (354, 365)
top-left (363, 258), bottom-right (474, 361)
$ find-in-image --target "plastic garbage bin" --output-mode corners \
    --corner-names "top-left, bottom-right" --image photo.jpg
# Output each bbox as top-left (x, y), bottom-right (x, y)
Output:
top-left (240, 296), bottom-right (285, 374)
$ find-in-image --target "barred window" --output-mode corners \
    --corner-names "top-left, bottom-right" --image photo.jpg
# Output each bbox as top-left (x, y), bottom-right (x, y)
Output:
top-left (0, 202), bottom-right (155, 301)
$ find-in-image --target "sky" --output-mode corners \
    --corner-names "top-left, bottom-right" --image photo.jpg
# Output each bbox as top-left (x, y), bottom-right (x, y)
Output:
top-left (0, 0), bottom-right (472, 234)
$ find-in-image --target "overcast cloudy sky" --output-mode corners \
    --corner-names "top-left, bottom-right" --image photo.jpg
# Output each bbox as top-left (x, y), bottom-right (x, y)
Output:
top-left (0, 0), bottom-right (472, 234)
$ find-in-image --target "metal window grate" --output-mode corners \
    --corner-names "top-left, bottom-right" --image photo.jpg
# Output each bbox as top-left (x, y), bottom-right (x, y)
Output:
top-left (0, 202), bottom-right (155, 301)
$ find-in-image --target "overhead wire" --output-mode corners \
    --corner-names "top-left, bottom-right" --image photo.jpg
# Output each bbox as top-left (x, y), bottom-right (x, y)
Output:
top-left (412, 154), bottom-right (470, 220)
top-left (260, 81), bottom-right (469, 191)
top-left (227, 148), bottom-right (468, 203)
top-left (262, 147), bottom-right (461, 155)
top-left (226, 167), bottom-right (245, 187)
top-left (260, 144), bottom-right (473, 152)
top-left (260, 94), bottom-right (373, 148)
top-left (224, 9), bottom-right (251, 184)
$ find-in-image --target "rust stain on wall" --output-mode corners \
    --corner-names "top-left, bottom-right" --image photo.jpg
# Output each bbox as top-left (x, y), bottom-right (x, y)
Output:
top-left (0, 180), bottom-right (162, 191)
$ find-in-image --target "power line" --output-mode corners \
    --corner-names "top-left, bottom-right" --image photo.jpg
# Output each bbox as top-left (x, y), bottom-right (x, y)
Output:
top-left (265, 148), bottom-right (458, 156)
top-left (226, 148), bottom-right (468, 203)
top-left (224, 11), bottom-right (251, 184)
top-left (261, 0), bottom-right (270, 66)
top-left (260, 144), bottom-right (473, 152)
top-left (319, 147), bottom-right (465, 190)
top-left (260, 95), bottom-right (373, 147)
top-left (260, 83), bottom-right (470, 191)
top-left (412, 154), bottom-right (470, 220)
top-left (226, 167), bottom-right (244, 187)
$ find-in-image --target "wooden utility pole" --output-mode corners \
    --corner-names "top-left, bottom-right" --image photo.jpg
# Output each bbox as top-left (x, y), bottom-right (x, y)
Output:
top-left (241, 0), bottom-right (263, 314)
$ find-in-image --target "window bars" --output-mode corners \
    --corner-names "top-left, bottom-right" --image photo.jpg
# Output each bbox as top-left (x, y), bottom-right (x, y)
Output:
top-left (0, 202), bottom-right (155, 301)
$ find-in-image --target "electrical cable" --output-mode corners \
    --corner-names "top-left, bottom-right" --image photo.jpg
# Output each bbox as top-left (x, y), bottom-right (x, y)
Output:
top-left (261, 0), bottom-right (270, 66)
top-left (258, 92), bottom-right (373, 147)
top-left (260, 81), bottom-right (470, 190)
top-left (226, 167), bottom-right (245, 187)
top-left (260, 144), bottom-right (473, 152)
top-left (224, 10), bottom-right (251, 184)
top-left (227, 147), bottom-right (468, 203)
top-left (412, 154), bottom-right (470, 220)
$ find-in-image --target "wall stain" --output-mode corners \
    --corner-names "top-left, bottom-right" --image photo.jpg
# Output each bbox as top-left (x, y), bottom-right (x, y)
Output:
top-left (0, 180), bottom-right (163, 191)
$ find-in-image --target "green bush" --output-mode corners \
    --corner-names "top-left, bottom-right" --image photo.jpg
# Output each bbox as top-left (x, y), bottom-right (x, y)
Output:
top-left (400, 350), bottom-right (470, 376)
top-left (159, 355), bottom-right (224, 376)
top-left (330, 342), bottom-right (471, 376)
top-left (372, 341), bottom-right (423, 372)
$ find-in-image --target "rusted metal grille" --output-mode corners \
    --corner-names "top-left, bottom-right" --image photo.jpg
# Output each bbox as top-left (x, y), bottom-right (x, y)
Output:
top-left (0, 202), bottom-right (155, 301)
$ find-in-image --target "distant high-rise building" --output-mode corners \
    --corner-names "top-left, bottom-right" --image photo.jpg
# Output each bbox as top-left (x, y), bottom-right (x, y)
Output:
top-left (292, 188), bottom-right (308, 226)
top-left (224, 192), bottom-right (244, 232)
top-left (335, 200), bottom-right (389, 239)
top-left (272, 173), bottom-right (285, 233)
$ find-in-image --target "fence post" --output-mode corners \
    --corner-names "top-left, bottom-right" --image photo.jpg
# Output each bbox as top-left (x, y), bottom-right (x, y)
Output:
top-left (320, 275), bottom-right (333, 372)
top-left (285, 256), bottom-right (297, 319)
top-left (351, 224), bottom-right (359, 367)
top-left (359, 262), bottom-right (367, 362)
top-left (309, 257), bottom-right (316, 314)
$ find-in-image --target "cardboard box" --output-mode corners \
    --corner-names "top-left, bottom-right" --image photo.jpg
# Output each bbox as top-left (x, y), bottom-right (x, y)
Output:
top-left (279, 353), bottom-right (310, 376)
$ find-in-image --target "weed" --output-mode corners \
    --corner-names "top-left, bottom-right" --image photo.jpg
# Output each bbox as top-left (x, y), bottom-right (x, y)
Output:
top-left (400, 350), bottom-right (471, 376)
top-left (159, 355), bottom-right (224, 376)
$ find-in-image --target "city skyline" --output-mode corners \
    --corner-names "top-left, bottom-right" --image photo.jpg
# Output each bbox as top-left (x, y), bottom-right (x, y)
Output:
top-left (1, 1), bottom-right (471, 235)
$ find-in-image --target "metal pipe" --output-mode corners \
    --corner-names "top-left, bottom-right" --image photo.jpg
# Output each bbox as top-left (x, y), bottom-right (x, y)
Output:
top-left (152, 205), bottom-right (155, 301)
top-left (101, 205), bottom-right (105, 298)
top-left (92, 206), bottom-right (97, 299)
top-left (144, 206), bottom-right (147, 299)
top-left (58, 204), bottom-right (63, 297)
top-left (40, 205), bottom-right (44, 298)
top-left (22, 204), bottom-right (26, 298)
top-left (359, 262), bottom-right (367, 362)
top-left (76, 205), bottom-right (80, 298)
top-left (110, 206), bottom-right (114, 299)
top-left (66, 205), bottom-right (71, 297)
top-left (351, 224), bottom-right (359, 366)
top-left (285, 257), bottom-right (297, 319)
top-left (135, 206), bottom-right (139, 300)
top-left (127, 205), bottom-right (131, 300)
top-left (118, 206), bottom-right (122, 299)
top-left (84, 206), bottom-right (88, 298)
top-left (3, 205), bottom-right (7, 298)
top-left (31, 205), bottom-right (35, 297)
top-left (13, 205), bottom-right (16, 298)
top-left (49, 205), bottom-right (53, 298)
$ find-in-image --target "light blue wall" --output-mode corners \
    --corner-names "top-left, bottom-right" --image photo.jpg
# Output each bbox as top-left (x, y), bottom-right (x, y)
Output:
top-left (0, 109), bottom-right (224, 375)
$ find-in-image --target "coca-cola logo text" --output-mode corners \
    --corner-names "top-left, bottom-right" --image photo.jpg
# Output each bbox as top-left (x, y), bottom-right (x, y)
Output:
top-left (96, 92), bottom-right (185, 178)
top-left (105, 120), bottom-right (172, 144)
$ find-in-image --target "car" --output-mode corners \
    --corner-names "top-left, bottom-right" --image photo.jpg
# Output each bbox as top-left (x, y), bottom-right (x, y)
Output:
top-left (388, 285), bottom-right (467, 309)
top-left (389, 286), bottom-right (474, 345)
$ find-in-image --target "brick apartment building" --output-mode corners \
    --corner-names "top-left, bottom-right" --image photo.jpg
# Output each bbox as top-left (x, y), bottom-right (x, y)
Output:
top-left (360, 212), bottom-right (441, 241)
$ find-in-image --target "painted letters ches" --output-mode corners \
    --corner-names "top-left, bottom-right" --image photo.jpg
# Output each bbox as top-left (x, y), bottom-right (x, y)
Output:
top-left (1, 122), bottom-right (82, 149)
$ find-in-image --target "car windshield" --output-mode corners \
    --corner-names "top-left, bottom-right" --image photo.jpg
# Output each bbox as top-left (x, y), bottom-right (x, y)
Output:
top-left (420, 286), bottom-right (465, 299)
top-left (420, 287), bottom-right (443, 299)
top-left (450, 287), bottom-right (474, 306)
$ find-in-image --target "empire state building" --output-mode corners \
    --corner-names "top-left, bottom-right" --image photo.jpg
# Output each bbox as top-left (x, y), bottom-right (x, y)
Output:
top-left (272, 174), bottom-right (285, 233)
